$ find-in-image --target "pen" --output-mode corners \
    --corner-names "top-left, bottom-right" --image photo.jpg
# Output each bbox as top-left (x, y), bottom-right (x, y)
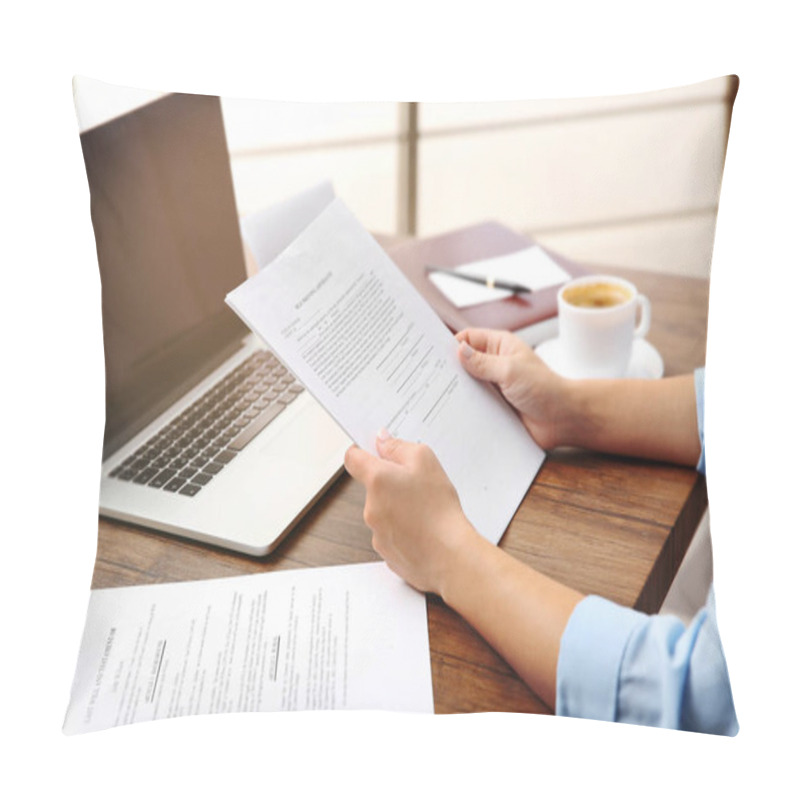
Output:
top-left (425, 266), bottom-right (532, 295)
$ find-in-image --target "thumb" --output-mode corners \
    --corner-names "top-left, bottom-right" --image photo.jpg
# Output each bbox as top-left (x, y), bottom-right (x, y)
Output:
top-left (375, 429), bottom-right (417, 465)
top-left (458, 341), bottom-right (507, 385)
top-left (343, 444), bottom-right (378, 484)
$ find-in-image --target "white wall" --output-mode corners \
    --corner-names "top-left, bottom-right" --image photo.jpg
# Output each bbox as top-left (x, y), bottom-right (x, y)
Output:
top-left (222, 99), bottom-right (402, 235)
top-left (74, 75), bottom-right (734, 278)
top-left (220, 77), bottom-right (736, 278)
top-left (417, 78), bottom-right (735, 277)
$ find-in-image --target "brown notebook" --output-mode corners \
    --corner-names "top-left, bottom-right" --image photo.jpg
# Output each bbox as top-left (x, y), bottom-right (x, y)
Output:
top-left (386, 221), bottom-right (587, 333)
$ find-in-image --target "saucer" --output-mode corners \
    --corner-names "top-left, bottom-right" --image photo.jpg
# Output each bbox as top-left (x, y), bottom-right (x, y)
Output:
top-left (535, 337), bottom-right (664, 379)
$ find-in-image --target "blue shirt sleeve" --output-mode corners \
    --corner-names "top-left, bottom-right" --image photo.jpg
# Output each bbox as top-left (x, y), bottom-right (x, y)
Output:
top-left (555, 367), bottom-right (738, 734)
top-left (556, 588), bottom-right (738, 734)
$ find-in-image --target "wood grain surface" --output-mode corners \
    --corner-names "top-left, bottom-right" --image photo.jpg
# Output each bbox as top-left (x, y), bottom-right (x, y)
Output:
top-left (91, 265), bottom-right (709, 714)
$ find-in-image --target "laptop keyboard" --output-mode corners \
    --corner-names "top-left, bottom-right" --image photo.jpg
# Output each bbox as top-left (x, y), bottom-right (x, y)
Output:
top-left (108, 351), bottom-right (304, 497)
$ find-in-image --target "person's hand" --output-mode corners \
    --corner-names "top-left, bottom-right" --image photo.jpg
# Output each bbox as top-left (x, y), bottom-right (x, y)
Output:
top-left (456, 328), bottom-right (570, 449)
top-left (344, 431), bottom-right (481, 596)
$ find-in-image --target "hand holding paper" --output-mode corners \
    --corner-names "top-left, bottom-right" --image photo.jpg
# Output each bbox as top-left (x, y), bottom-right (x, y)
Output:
top-left (226, 199), bottom-right (545, 544)
top-left (344, 431), bottom-right (482, 596)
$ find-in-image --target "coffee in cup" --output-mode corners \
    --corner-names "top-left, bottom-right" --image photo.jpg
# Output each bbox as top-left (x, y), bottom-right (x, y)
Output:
top-left (557, 275), bottom-right (650, 379)
top-left (561, 281), bottom-right (633, 309)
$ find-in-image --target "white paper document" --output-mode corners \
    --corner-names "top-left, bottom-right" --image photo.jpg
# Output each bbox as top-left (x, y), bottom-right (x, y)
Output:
top-left (428, 246), bottom-right (571, 308)
top-left (63, 562), bottom-right (432, 734)
top-left (240, 181), bottom-right (336, 271)
top-left (226, 199), bottom-right (545, 545)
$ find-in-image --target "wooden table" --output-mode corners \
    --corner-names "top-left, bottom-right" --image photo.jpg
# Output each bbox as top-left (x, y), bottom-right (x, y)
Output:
top-left (92, 265), bottom-right (709, 715)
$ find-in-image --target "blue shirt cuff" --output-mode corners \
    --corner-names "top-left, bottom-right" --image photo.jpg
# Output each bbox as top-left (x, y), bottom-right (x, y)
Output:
top-left (556, 595), bottom-right (645, 722)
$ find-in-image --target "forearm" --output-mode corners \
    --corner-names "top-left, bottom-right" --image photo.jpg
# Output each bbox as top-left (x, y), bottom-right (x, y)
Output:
top-left (557, 374), bottom-right (701, 466)
top-left (440, 530), bottom-right (583, 710)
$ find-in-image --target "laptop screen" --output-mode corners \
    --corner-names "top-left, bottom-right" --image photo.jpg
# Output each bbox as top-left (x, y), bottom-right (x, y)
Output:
top-left (80, 93), bottom-right (249, 459)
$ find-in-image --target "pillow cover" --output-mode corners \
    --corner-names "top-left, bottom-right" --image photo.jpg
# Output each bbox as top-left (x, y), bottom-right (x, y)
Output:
top-left (66, 75), bottom-right (738, 735)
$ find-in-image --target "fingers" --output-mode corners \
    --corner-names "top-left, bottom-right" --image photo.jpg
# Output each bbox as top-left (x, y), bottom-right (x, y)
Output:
top-left (343, 444), bottom-right (376, 484)
top-left (345, 434), bottom-right (418, 481)
top-left (375, 430), bottom-right (420, 465)
top-left (455, 328), bottom-right (501, 352)
top-left (457, 340), bottom-right (508, 385)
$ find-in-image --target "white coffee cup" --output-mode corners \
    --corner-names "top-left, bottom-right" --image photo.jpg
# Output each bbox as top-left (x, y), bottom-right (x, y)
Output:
top-left (557, 275), bottom-right (651, 379)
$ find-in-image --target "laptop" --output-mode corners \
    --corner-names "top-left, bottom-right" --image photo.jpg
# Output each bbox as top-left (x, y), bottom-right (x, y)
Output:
top-left (80, 91), bottom-right (351, 556)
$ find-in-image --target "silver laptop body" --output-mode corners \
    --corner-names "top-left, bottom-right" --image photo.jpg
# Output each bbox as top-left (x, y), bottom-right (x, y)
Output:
top-left (82, 92), bottom-right (350, 556)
